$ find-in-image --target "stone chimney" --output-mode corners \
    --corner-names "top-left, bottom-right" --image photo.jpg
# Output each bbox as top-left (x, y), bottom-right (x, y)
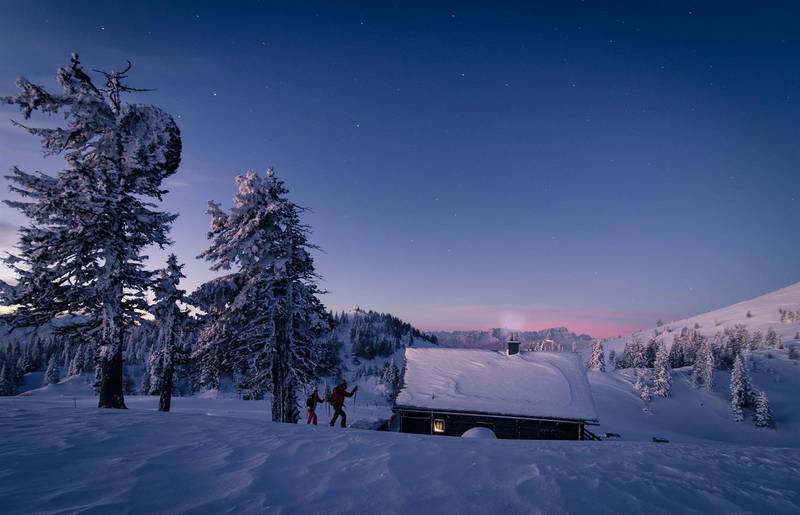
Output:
top-left (507, 332), bottom-right (520, 356)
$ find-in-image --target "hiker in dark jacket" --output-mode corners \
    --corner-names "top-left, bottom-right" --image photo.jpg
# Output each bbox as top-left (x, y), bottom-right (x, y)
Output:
top-left (306, 387), bottom-right (324, 425)
top-left (329, 380), bottom-right (357, 428)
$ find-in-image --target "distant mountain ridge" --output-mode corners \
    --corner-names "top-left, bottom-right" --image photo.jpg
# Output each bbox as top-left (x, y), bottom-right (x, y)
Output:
top-left (433, 326), bottom-right (593, 351)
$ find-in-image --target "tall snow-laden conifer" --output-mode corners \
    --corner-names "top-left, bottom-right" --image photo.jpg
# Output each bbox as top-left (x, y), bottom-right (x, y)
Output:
top-left (43, 356), bottom-right (60, 386)
top-left (765, 328), bottom-right (780, 350)
top-left (381, 359), bottom-right (400, 401)
top-left (634, 369), bottom-right (651, 411)
top-left (691, 335), bottom-right (715, 390)
top-left (193, 169), bottom-right (332, 423)
top-left (620, 335), bottom-right (645, 369)
top-left (0, 363), bottom-right (15, 396)
top-left (753, 391), bottom-right (774, 428)
top-left (729, 353), bottom-right (752, 422)
top-left (627, 335), bottom-right (646, 368)
top-left (150, 254), bottom-right (189, 412)
top-left (587, 340), bottom-right (606, 371)
top-left (651, 340), bottom-right (672, 397)
top-left (67, 343), bottom-right (85, 377)
top-left (0, 55), bottom-right (181, 408)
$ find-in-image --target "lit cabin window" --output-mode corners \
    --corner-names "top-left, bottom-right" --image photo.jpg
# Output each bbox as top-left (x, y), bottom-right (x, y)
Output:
top-left (433, 419), bottom-right (445, 433)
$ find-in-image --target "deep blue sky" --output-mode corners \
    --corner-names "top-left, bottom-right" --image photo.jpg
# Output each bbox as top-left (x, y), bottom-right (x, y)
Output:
top-left (1, 1), bottom-right (798, 336)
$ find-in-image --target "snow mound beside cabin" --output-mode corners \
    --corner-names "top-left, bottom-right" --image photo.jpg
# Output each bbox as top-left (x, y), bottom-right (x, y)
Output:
top-left (461, 427), bottom-right (497, 438)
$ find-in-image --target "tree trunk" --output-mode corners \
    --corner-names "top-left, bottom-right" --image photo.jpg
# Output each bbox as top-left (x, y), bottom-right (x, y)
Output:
top-left (159, 334), bottom-right (175, 412)
top-left (271, 280), bottom-right (297, 423)
top-left (271, 308), bottom-right (289, 422)
top-left (98, 343), bottom-right (126, 409)
top-left (159, 359), bottom-right (174, 412)
top-left (98, 294), bottom-right (126, 409)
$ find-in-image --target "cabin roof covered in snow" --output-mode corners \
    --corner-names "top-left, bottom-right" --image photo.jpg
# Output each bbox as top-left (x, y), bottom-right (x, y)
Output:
top-left (395, 348), bottom-right (598, 422)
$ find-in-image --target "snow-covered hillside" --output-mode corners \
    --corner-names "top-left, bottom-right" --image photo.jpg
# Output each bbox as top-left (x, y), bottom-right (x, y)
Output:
top-left (327, 308), bottom-right (437, 406)
top-left (606, 282), bottom-right (800, 353)
top-left (589, 352), bottom-right (800, 447)
top-left (587, 281), bottom-right (800, 446)
top-left (2, 395), bottom-right (799, 514)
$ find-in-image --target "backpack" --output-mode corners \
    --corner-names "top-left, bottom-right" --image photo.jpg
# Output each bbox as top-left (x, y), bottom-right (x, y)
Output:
top-left (330, 386), bottom-right (345, 405)
top-left (306, 395), bottom-right (313, 408)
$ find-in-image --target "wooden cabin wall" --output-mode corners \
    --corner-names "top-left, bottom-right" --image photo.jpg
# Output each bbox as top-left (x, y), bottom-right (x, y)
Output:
top-left (397, 410), bottom-right (583, 440)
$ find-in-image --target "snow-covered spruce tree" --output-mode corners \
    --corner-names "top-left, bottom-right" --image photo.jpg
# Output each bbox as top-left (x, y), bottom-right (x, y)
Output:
top-left (651, 340), bottom-right (672, 397)
top-left (150, 254), bottom-right (189, 412)
top-left (690, 336), bottom-right (715, 390)
top-left (634, 368), bottom-right (645, 392)
top-left (668, 334), bottom-right (684, 368)
top-left (0, 363), bottom-right (15, 396)
top-left (381, 359), bottom-right (400, 401)
top-left (43, 356), bottom-right (60, 386)
top-left (730, 390), bottom-right (744, 422)
top-left (749, 330), bottom-right (764, 351)
top-left (193, 169), bottom-right (332, 423)
top-left (142, 348), bottom-right (163, 395)
top-left (686, 330), bottom-right (704, 365)
top-left (83, 342), bottom-right (96, 375)
top-left (640, 381), bottom-right (651, 412)
top-left (729, 352), bottom-right (753, 408)
top-left (645, 337), bottom-right (658, 367)
top-left (67, 343), bottom-right (85, 377)
top-left (619, 335), bottom-right (645, 369)
top-left (139, 362), bottom-right (152, 396)
top-left (765, 328), bottom-right (779, 350)
top-left (61, 344), bottom-right (72, 369)
top-left (586, 340), bottom-right (606, 371)
top-left (630, 335), bottom-right (646, 368)
top-left (16, 352), bottom-right (33, 376)
top-left (0, 55), bottom-right (181, 408)
top-left (634, 369), bottom-right (651, 411)
top-left (753, 391), bottom-right (774, 428)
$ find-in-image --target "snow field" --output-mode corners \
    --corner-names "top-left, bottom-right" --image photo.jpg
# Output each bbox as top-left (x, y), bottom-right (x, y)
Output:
top-left (2, 397), bottom-right (799, 514)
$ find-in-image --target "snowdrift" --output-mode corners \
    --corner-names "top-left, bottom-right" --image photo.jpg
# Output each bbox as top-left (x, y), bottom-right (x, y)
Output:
top-left (1, 398), bottom-right (799, 514)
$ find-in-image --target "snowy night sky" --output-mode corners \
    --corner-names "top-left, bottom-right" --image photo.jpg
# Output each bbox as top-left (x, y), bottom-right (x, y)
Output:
top-left (0, 1), bottom-right (798, 337)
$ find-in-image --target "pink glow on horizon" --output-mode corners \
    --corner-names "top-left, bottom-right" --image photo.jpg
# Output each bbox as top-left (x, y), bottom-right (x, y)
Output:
top-left (405, 303), bottom-right (684, 339)
top-left (419, 320), bottom-right (644, 339)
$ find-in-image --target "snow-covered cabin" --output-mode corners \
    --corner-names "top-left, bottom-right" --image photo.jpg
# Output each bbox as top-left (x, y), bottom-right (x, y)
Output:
top-left (393, 343), bottom-right (599, 440)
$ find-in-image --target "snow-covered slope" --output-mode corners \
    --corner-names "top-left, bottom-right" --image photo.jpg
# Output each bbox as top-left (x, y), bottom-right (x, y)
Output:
top-left (587, 281), bottom-right (800, 447)
top-left (589, 352), bottom-right (800, 447)
top-left (606, 281), bottom-right (800, 352)
top-left (329, 308), bottom-right (438, 406)
top-left (2, 396), bottom-right (799, 514)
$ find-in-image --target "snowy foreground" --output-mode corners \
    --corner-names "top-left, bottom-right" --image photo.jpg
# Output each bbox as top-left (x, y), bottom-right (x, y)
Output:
top-left (2, 396), bottom-right (800, 514)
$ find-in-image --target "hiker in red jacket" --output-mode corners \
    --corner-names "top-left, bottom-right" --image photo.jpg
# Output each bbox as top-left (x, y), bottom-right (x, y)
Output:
top-left (329, 380), bottom-right (358, 428)
top-left (306, 387), bottom-right (324, 425)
